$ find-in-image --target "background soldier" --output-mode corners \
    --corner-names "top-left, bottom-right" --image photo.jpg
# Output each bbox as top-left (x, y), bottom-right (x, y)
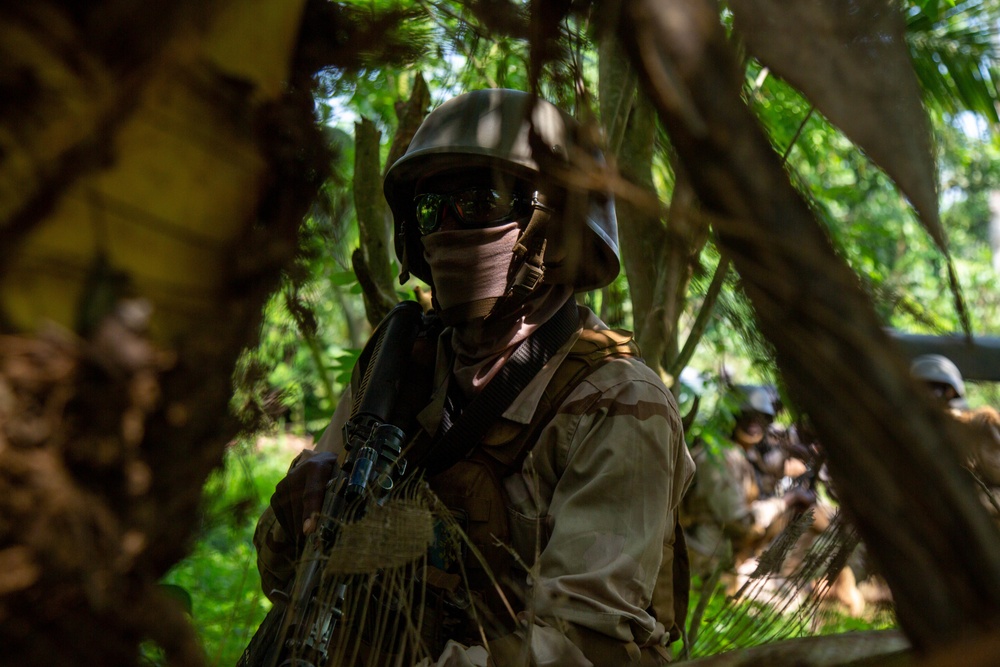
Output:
top-left (683, 385), bottom-right (813, 582)
top-left (910, 353), bottom-right (969, 412)
top-left (911, 354), bottom-right (1000, 520)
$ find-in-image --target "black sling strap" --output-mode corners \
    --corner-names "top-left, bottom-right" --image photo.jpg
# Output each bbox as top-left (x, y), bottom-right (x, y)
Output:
top-left (421, 297), bottom-right (580, 477)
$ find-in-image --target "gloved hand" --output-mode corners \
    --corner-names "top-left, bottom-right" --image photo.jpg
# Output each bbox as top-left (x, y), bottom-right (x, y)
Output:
top-left (270, 450), bottom-right (339, 549)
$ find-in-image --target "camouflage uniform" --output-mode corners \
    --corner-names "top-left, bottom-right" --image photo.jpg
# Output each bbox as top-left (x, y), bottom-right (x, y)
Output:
top-left (682, 442), bottom-right (789, 575)
top-left (744, 436), bottom-right (788, 499)
top-left (255, 306), bottom-right (696, 665)
top-left (957, 406), bottom-right (1000, 519)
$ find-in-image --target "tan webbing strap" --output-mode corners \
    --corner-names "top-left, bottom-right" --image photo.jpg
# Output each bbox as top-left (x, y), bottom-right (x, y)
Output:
top-left (479, 327), bottom-right (640, 472)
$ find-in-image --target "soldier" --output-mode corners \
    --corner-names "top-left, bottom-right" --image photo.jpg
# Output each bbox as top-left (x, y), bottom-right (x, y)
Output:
top-left (683, 385), bottom-right (812, 579)
top-left (911, 354), bottom-right (1000, 518)
top-left (254, 89), bottom-right (695, 666)
top-left (909, 354), bottom-right (968, 412)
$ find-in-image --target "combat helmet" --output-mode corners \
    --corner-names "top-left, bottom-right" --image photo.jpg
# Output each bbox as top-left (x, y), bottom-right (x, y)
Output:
top-left (910, 354), bottom-right (966, 405)
top-left (383, 89), bottom-right (620, 296)
top-left (734, 384), bottom-right (778, 418)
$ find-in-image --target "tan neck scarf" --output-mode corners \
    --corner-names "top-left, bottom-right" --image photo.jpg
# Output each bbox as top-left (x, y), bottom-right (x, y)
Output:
top-left (422, 222), bottom-right (575, 396)
top-left (449, 284), bottom-right (574, 395)
top-left (421, 223), bottom-right (521, 320)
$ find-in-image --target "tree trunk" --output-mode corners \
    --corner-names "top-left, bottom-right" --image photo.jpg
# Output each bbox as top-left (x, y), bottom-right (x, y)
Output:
top-left (0, 1), bottom-right (325, 664)
top-left (353, 118), bottom-right (398, 325)
top-left (353, 75), bottom-right (430, 325)
top-left (598, 34), bottom-right (711, 382)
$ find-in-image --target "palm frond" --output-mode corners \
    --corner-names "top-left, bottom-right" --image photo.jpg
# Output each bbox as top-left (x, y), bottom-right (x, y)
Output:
top-left (689, 512), bottom-right (875, 658)
top-left (907, 0), bottom-right (1000, 125)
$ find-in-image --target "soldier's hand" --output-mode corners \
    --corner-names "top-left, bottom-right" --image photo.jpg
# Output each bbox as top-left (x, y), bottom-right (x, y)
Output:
top-left (270, 450), bottom-right (338, 546)
top-left (784, 457), bottom-right (808, 478)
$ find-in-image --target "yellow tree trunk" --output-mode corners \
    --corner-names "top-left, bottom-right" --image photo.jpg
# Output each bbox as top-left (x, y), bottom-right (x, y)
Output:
top-left (0, 2), bottom-right (322, 664)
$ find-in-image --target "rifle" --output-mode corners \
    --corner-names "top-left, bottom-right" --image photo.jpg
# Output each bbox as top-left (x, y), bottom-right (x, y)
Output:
top-left (238, 301), bottom-right (425, 667)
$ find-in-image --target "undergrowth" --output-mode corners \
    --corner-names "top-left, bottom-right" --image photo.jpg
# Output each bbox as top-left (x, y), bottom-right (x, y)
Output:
top-left (152, 434), bottom-right (896, 666)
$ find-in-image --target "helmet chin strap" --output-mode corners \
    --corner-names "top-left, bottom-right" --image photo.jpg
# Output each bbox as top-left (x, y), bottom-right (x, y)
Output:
top-left (483, 192), bottom-right (554, 324)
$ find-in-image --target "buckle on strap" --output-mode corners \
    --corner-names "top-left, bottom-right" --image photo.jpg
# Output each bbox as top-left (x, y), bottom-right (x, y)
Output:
top-left (511, 259), bottom-right (544, 296)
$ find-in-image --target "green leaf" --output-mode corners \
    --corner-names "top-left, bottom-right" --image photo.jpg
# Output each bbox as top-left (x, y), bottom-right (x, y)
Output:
top-left (329, 270), bottom-right (358, 286)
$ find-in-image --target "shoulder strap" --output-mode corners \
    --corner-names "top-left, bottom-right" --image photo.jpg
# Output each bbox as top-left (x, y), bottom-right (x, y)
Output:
top-left (479, 327), bottom-right (641, 474)
top-left (540, 327), bottom-right (639, 417)
top-left (420, 298), bottom-right (581, 477)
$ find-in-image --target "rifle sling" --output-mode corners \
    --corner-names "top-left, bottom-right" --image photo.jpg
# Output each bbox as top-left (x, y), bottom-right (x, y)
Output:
top-left (421, 298), bottom-right (579, 477)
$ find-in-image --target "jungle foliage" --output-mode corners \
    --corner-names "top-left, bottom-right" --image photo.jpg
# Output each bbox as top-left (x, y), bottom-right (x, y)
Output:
top-left (5, 0), bottom-right (1000, 665)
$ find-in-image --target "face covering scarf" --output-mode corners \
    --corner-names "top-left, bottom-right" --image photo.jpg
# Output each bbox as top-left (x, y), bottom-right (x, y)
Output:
top-left (421, 222), bottom-right (521, 317)
top-left (422, 223), bottom-right (574, 395)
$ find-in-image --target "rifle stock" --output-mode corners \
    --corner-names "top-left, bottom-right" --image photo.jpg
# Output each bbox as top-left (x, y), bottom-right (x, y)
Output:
top-left (238, 301), bottom-right (425, 667)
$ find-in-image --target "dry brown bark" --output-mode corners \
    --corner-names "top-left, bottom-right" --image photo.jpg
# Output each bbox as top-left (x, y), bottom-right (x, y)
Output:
top-left (0, 1), bottom-right (324, 664)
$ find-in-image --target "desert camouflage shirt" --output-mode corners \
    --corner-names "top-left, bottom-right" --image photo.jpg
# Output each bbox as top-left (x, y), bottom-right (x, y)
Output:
top-left (682, 442), bottom-right (789, 567)
top-left (255, 306), bottom-right (695, 665)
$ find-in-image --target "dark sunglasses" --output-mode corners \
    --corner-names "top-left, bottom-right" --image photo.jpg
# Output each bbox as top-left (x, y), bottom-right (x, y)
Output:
top-left (413, 187), bottom-right (533, 235)
top-left (927, 382), bottom-right (956, 399)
